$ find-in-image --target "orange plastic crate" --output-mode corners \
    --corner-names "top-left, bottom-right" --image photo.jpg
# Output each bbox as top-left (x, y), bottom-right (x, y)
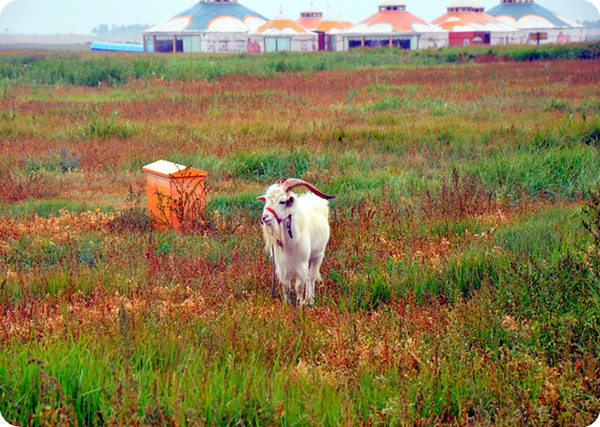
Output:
top-left (142, 160), bottom-right (208, 231)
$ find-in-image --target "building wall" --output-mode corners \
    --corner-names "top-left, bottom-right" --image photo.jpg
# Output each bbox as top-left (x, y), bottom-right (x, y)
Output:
top-left (263, 35), bottom-right (318, 52)
top-left (332, 34), bottom-right (345, 52)
top-left (511, 27), bottom-right (587, 45)
top-left (340, 33), bottom-right (449, 51)
top-left (440, 28), bottom-right (584, 47)
top-left (143, 25), bottom-right (586, 54)
top-left (144, 32), bottom-right (318, 54)
top-left (417, 33), bottom-right (449, 49)
top-left (490, 31), bottom-right (520, 45)
top-left (449, 32), bottom-right (491, 47)
top-left (342, 34), bottom-right (418, 50)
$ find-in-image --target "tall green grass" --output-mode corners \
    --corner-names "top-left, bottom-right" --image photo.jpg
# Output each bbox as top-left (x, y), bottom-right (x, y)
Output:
top-left (1, 42), bottom-right (599, 87)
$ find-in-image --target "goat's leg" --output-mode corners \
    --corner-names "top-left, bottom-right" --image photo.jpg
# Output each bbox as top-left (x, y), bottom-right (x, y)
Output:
top-left (294, 280), bottom-right (305, 306)
top-left (295, 264), bottom-right (309, 306)
top-left (279, 271), bottom-right (292, 303)
top-left (306, 254), bottom-right (324, 306)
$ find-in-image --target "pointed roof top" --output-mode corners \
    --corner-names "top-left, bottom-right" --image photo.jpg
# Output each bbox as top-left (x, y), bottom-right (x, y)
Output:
top-left (446, 0), bottom-right (485, 12)
top-left (296, 2), bottom-right (323, 28)
top-left (378, 1), bottom-right (407, 12)
top-left (300, 3), bottom-right (323, 15)
top-left (448, 0), bottom-right (482, 7)
top-left (379, 0), bottom-right (407, 6)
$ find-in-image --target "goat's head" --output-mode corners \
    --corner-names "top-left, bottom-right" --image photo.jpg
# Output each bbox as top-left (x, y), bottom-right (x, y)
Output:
top-left (257, 178), bottom-right (335, 226)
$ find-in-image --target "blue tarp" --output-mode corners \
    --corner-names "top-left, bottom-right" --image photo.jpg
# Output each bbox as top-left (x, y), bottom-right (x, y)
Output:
top-left (91, 42), bottom-right (151, 52)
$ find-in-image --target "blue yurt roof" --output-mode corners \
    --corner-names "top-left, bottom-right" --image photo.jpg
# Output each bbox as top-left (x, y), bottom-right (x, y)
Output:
top-left (487, 2), bottom-right (578, 28)
top-left (146, 1), bottom-right (268, 33)
top-left (173, 1), bottom-right (267, 31)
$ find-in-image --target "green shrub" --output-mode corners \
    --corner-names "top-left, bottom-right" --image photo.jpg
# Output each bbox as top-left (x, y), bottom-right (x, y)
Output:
top-left (79, 106), bottom-right (135, 139)
top-left (496, 206), bottom-right (581, 258)
top-left (230, 149), bottom-right (311, 181)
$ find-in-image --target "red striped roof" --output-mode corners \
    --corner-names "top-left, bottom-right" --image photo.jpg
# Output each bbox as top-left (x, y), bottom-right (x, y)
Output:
top-left (295, 16), bottom-right (322, 29)
top-left (358, 11), bottom-right (429, 32)
top-left (432, 11), bottom-right (504, 31)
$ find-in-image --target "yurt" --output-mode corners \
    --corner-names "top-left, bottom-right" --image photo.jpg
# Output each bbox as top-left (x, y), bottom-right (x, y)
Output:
top-left (254, 12), bottom-right (318, 52)
top-left (432, 0), bottom-right (518, 46)
top-left (295, 4), bottom-right (324, 30)
top-left (143, 0), bottom-right (268, 53)
top-left (313, 15), bottom-right (354, 51)
top-left (343, 0), bottom-right (448, 50)
top-left (486, 0), bottom-right (586, 44)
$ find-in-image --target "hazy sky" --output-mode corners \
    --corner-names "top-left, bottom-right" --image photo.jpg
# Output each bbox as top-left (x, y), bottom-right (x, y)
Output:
top-left (0, 0), bottom-right (599, 20)
top-left (0, 0), bottom-right (599, 35)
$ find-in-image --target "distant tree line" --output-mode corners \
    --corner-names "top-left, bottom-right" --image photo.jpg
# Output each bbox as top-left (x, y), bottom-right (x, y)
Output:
top-left (91, 24), bottom-right (151, 36)
top-left (581, 20), bottom-right (600, 29)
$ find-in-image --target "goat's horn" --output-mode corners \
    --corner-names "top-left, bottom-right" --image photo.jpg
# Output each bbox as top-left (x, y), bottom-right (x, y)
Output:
top-left (279, 178), bottom-right (336, 200)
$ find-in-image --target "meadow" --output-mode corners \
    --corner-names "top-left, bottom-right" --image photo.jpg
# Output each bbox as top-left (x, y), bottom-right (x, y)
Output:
top-left (1, 44), bottom-right (600, 425)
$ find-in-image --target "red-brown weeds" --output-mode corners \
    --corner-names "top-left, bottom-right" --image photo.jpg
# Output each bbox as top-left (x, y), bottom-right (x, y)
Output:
top-left (0, 167), bottom-right (60, 202)
top-left (0, 208), bottom-right (115, 251)
top-left (426, 169), bottom-right (495, 221)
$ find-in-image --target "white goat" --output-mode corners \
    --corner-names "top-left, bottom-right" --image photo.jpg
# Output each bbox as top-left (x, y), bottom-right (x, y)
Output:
top-left (258, 178), bottom-right (335, 306)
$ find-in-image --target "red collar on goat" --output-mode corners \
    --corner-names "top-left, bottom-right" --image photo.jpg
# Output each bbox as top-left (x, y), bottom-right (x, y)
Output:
top-left (264, 207), bottom-right (293, 239)
top-left (265, 207), bottom-right (283, 223)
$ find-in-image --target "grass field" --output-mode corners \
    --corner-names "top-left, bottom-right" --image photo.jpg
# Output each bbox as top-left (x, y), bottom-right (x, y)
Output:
top-left (1, 45), bottom-right (600, 425)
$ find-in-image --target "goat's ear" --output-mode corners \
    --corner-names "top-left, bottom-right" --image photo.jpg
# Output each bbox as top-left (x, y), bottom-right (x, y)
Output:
top-left (257, 196), bottom-right (266, 202)
top-left (287, 196), bottom-right (294, 206)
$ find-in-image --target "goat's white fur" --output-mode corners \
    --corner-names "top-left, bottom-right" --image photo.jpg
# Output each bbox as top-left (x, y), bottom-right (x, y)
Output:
top-left (260, 183), bottom-right (331, 305)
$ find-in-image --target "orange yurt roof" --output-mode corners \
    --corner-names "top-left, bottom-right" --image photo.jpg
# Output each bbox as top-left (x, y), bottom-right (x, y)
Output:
top-left (296, 16), bottom-right (322, 29)
top-left (314, 15), bottom-right (352, 33)
top-left (256, 13), bottom-right (309, 34)
top-left (347, 1), bottom-right (443, 34)
top-left (432, 1), bottom-right (517, 32)
top-left (353, 12), bottom-right (430, 33)
top-left (433, 12), bottom-right (506, 30)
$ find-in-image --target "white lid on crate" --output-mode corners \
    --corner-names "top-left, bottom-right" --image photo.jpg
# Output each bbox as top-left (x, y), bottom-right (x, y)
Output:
top-left (143, 160), bottom-right (208, 178)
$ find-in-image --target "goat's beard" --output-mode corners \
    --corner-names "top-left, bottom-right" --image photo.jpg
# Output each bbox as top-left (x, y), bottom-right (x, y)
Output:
top-left (262, 222), bottom-right (282, 252)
